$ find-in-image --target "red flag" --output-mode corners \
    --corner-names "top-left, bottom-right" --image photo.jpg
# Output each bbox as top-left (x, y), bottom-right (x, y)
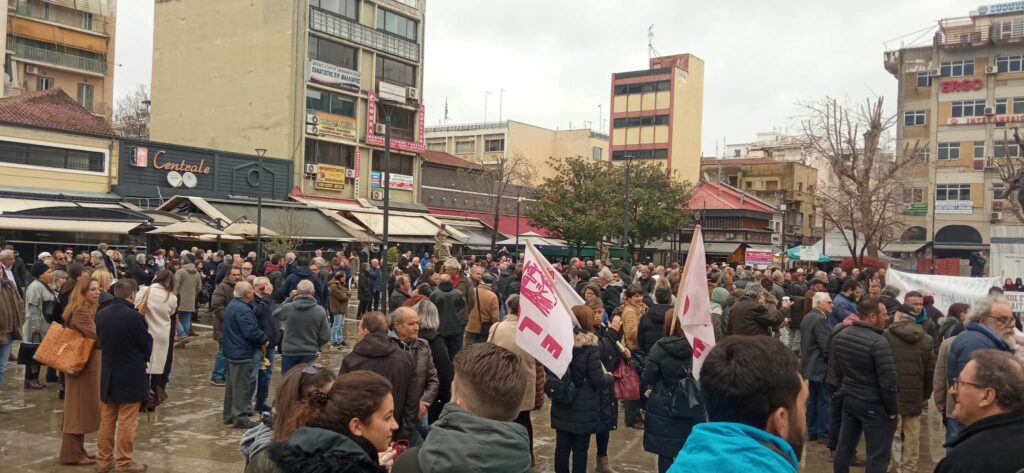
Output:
top-left (673, 225), bottom-right (716, 379)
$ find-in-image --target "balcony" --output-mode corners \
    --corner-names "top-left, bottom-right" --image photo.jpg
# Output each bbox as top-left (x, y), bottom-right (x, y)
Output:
top-left (7, 38), bottom-right (107, 75)
top-left (309, 7), bottom-right (420, 63)
top-left (11, 0), bottom-right (108, 35)
top-left (935, 24), bottom-right (989, 49)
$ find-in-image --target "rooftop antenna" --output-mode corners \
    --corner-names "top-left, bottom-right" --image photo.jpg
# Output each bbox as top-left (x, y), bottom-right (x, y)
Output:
top-left (648, 24), bottom-right (660, 59)
top-left (444, 97), bottom-right (449, 124)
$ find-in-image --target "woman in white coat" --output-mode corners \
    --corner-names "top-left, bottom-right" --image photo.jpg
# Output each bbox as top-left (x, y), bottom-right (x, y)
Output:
top-left (135, 269), bottom-right (178, 396)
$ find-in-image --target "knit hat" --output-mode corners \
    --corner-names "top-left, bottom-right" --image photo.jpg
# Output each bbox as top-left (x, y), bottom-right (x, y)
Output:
top-left (30, 262), bottom-right (49, 278)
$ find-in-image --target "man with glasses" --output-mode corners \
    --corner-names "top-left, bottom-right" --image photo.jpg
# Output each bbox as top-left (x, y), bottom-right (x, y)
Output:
top-left (935, 349), bottom-right (1024, 472)
top-left (800, 291), bottom-right (834, 444)
top-left (945, 294), bottom-right (1015, 441)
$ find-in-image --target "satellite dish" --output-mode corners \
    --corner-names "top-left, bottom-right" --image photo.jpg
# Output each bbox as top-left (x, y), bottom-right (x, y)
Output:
top-left (166, 171), bottom-right (183, 188)
top-left (182, 172), bottom-right (198, 188)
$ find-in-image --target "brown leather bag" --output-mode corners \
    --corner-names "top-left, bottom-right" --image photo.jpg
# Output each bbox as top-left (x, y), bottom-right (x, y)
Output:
top-left (34, 312), bottom-right (95, 376)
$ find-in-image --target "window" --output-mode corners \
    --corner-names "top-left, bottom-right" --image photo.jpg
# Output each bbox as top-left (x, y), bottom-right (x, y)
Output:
top-left (377, 104), bottom-right (415, 141)
top-left (613, 115), bottom-right (669, 128)
top-left (952, 100), bottom-right (986, 118)
top-left (903, 188), bottom-right (925, 203)
top-left (916, 71), bottom-right (932, 87)
top-left (937, 142), bottom-right (960, 160)
top-left (733, 149), bottom-right (742, 158)
top-left (484, 138), bottom-right (504, 153)
top-left (304, 138), bottom-right (354, 167)
top-left (592, 147), bottom-right (602, 161)
top-left (995, 141), bottom-right (1023, 157)
top-left (997, 98), bottom-right (1008, 115)
top-left (613, 80), bottom-right (670, 95)
top-left (36, 77), bottom-right (53, 91)
top-left (306, 88), bottom-right (356, 117)
top-left (975, 140), bottom-right (986, 158)
top-left (310, 0), bottom-right (359, 19)
top-left (372, 150), bottom-right (414, 175)
top-left (994, 182), bottom-right (1006, 200)
top-left (936, 184), bottom-right (971, 201)
top-left (427, 142), bottom-right (445, 151)
top-left (997, 54), bottom-right (1024, 73)
top-left (309, 36), bottom-right (358, 70)
top-left (611, 149), bottom-right (668, 160)
top-left (940, 59), bottom-right (975, 77)
top-left (80, 12), bottom-right (93, 30)
top-left (376, 8), bottom-right (418, 41)
top-left (375, 56), bottom-right (416, 86)
top-left (43, 2), bottom-right (57, 21)
top-left (0, 140), bottom-right (104, 173)
top-left (1015, 97), bottom-right (1024, 114)
top-left (916, 148), bottom-right (930, 161)
top-left (904, 110), bottom-right (926, 126)
top-left (765, 180), bottom-right (778, 190)
top-left (77, 83), bottom-right (94, 112)
top-left (454, 140), bottom-right (475, 154)
top-left (727, 175), bottom-right (738, 186)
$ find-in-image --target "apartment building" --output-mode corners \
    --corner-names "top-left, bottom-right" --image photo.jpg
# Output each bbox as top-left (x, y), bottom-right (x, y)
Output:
top-left (2, 0), bottom-right (116, 114)
top-left (424, 120), bottom-right (608, 185)
top-left (150, 0), bottom-right (426, 206)
top-left (884, 1), bottom-right (1024, 261)
top-left (608, 53), bottom-right (705, 184)
top-left (725, 131), bottom-right (833, 189)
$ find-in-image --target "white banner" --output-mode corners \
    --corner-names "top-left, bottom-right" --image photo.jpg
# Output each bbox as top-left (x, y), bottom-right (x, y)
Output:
top-left (886, 268), bottom-right (1001, 313)
top-left (516, 242), bottom-right (577, 377)
top-left (675, 226), bottom-right (716, 379)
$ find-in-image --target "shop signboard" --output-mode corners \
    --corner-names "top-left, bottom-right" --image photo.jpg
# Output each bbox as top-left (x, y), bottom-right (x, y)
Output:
top-left (307, 111), bottom-right (357, 141)
top-left (904, 203), bottom-right (928, 215)
top-left (315, 164), bottom-right (346, 191)
top-left (378, 81), bottom-right (407, 104)
top-left (744, 248), bottom-right (773, 269)
top-left (308, 59), bottom-right (360, 92)
top-left (935, 200), bottom-right (973, 214)
top-left (370, 171), bottom-right (414, 190)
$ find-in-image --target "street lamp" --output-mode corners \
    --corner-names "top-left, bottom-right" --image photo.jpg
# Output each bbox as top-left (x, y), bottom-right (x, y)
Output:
top-left (379, 102), bottom-right (396, 310)
top-left (254, 148), bottom-right (267, 271)
top-left (622, 155), bottom-right (635, 263)
top-left (515, 195), bottom-right (524, 262)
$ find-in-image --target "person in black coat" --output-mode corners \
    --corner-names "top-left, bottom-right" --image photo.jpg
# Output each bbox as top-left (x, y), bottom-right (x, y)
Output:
top-left (357, 264), bottom-right (374, 317)
top-left (550, 307), bottom-right (615, 473)
top-left (642, 317), bottom-right (706, 473)
top-left (94, 278), bottom-right (153, 472)
top-left (587, 299), bottom-right (624, 473)
top-left (637, 287), bottom-right (673, 356)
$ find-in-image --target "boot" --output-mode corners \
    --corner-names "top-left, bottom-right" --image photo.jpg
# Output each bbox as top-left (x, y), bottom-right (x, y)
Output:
top-left (595, 456), bottom-right (617, 473)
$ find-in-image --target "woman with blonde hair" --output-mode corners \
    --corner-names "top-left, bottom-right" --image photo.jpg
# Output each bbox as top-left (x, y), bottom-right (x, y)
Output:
top-left (91, 270), bottom-right (114, 309)
top-left (59, 277), bottom-right (103, 465)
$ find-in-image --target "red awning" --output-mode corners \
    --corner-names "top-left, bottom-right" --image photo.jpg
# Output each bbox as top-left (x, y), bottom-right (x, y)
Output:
top-left (427, 207), bottom-right (551, 237)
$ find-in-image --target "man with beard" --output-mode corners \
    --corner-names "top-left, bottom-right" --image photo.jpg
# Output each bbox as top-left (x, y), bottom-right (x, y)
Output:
top-left (667, 336), bottom-right (806, 473)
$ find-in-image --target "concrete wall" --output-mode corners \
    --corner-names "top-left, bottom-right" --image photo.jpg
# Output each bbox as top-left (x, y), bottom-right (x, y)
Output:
top-left (0, 123), bottom-right (112, 193)
top-left (670, 55), bottom-right (704, 185)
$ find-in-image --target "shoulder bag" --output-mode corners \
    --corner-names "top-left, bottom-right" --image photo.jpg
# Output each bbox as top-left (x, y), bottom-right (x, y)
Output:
top-left (135, 287), bottom-right (152, 315)
top-left (33, 310), bottom-right (95, 376)
top-left (613, 353), bottom-right (641, 400)
top-left (16, 332), bottom-right (41, 365)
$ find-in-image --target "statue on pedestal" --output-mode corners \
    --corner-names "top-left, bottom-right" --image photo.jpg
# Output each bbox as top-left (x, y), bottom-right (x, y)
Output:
top-left (434, 224), bottom-right (452, 262)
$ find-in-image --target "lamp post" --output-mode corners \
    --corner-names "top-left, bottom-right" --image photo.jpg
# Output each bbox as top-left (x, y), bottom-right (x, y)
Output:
top-left (779, 202), bottom-right (787, 270)
top-left (515, 196), bottom-right (523, 262)
top-left (254, 148), bottom-right (267, 271)
top-left (622, 155), bottom-right (635, 263)
top-left (380, 104), bottom-right (394, 311)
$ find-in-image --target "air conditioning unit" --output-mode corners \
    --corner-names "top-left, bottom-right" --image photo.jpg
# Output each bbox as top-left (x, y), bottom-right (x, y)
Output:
top-left (985, 106), bottom-right (996, 115)
top-left (724, 232), bottom-right (736, 240)
top-left (991, 211), bottom-right (1004, 221)
top-left (406, 87), bottom-right (418, 100)
top-left (371, 190), bottom-right (384, 200)
top-left (304, 163), bottom-right (318, 175)
top-left (987, 65), bottom-right (999, 75)
top-left (344, 168), bottom-right (356, 178)
top-left (771, 234), bottom-right (781, 245)
top-left (374, 123), bottom-right (387, 135)
top-left (929, 68), bottom-right (942, 77)
top-left (994, 200), bottom-right (1005, 211)
top-left (24, 65), bottom-right (38, 75)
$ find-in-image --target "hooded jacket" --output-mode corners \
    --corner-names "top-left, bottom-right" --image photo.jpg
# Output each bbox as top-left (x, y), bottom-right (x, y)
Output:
top-left (637, 303), bottom-right (672, 355)
top-left (391, 403), bottom-right (537, 473)
top-left (642, 335), bottom-right (704, 458)
top-left (274, 296), bottom-right (330, 356)
top-left (430, 280), bottom-right (466, 337)
top-left (550, 330), bottom-right (616, 434)
top-left (275, 266), bottom-right (325, 306)
top-left (339, 332), bottom-right (418, 441)
top-left (667, 422), bottom-right (799, 473)
top-left (883, 320), bottom-right (935, 415)
top-left (266, 427), bottom-right (385, 473)
top-left (211, 279), bottom-right (237, 341)
top-left (173, 263), bottom-right (202, 312)
top-left (329, 279), bottom-right (350, 315)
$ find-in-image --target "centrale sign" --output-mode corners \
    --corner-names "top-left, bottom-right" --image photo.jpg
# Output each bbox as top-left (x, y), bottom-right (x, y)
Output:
top-left (152, 150), bottom-right (211, 174)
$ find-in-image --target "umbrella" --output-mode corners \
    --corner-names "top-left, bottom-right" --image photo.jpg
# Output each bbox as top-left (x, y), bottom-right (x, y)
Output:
top-left (147, 219), bottom-right (227, 237)
top-left (223, 218), bottom-right (278, 238)
top-left (198, 233), bottom-right (246, 242)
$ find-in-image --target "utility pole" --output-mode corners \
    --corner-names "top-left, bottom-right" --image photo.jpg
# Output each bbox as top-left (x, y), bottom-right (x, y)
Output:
top-left (484, 90), bottom-right (491, 124)
top-left (381, 105), bottom-right (394, 310)
top-left (623, 155), bottom-right (635, 263)
top-left (255, 148), bottom-right (267, 271)
top-left (498, 89), bottom-right (506, 123)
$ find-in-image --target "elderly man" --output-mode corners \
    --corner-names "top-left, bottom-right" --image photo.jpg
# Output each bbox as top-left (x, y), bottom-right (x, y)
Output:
top-left (390, 307), bottom-right (439, 445)
top-left (935, 350), bottom-right (1024, 472)
top-left (274, 279), bottom-right (330, 374)
top-left (0, 249), bottom-right (25, 294)
top-left (801, 291), bottom-right (833, 443)
top-left (883, 305), bottom-right (935, 473)
top-left (210, 267), bottom-right (242, 386)
top-left (173, 253), bottom-right (203, 345)
top-left (464, 271), bottom-right (499, 347)
top-left (368, 258), bottom-right (383, 311)
top-left (220, 281), bottom-right (267, 429)
top-left (729, 286), bottom-right (786, 337)
top-left (251, 277), bottom-right (280, 413)
top-left (241, 261), bottom-right (254, 280)
top-left (390, 275), bottom-right (412, 313)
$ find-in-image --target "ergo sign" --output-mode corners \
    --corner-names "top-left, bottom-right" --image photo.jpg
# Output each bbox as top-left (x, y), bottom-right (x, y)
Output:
top-left (941, 78), bottom-right (984, 93)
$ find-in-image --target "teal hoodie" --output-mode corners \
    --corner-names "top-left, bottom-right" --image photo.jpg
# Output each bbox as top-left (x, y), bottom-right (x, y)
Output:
top-left (667, 422), bottom-right (798, 473)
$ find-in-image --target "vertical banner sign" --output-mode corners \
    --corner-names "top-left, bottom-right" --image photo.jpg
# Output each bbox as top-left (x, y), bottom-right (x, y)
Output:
top-left (516, 242), bottom-right (577, 377)
top-left (886, 268), bottom-right (1001, 314)
top-left (674, 226), bottom-right (716, 379)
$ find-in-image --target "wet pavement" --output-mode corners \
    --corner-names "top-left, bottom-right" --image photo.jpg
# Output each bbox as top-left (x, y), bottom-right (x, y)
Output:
top-left (0, 306), bottom-right (946, 472)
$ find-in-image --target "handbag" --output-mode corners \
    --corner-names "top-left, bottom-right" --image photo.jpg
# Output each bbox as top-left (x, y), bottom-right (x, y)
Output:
top-left (16, 332), bottom-right (41, 365)
top-left (41, 299), bottom-right (57, 324)
top-left (33, 311), bottom-right (95, 376)
top-left (135, 287), bottom-right (152, 315)
top-left (142, 384), bottom-right (167, 412)
top-left (664, 369), bottom-right (707, 420)
top-left (612, 356), bottom-right (641, 400)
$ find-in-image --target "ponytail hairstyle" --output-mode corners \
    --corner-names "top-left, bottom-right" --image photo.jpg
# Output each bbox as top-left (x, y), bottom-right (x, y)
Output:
top-left (271, 364), bottom-right (337, 442)
top-left (302, 371), bottom-right (392, 439)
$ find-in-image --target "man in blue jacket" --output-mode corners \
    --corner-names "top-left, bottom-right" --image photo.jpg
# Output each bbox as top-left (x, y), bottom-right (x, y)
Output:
top-left (669, 336), bottom-right (806, 473)
top-left (274, 257), bottom-right (324, 305)
top-left (829, 280), bottom-right (860, 327)
top-left (221, 281), bottom-right (267, 429)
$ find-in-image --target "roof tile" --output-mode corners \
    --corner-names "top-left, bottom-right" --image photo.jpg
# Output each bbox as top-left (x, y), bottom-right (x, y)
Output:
top-left (0, 88), bottom-right (116, 137)
top-left (421, 150), bottom-right (485, 170)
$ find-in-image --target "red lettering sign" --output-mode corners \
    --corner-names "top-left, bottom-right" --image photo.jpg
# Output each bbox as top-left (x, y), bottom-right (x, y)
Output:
top-left (518, 315), bottom-right (543, 336)
top-left (940, 78), bottom-right (984, 93)
top-left (540, 335), bottom-right (564, 358)
top-left (520, 261), bottom-right (556, 316)
top-left (692, 336), bottom-right (708, 359)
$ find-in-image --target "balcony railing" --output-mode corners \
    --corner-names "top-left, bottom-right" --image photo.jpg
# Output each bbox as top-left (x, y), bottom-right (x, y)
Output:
top-left (8, 38), bottom-right (107, 74)
top-left (935, 20), bottom-right (1024, 48)
top-left (310, 7), bottom-right (420, 63)
top-left (11, 0), bottom-right (108, 35)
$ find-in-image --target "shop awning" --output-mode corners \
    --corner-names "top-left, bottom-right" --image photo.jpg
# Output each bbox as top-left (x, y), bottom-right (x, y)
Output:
top-left (881, 241), bottom-right (929, 254)
top-left (157, 196), bottom-right (357, 242)
top-left (345, 210), bottom-right (441, 237)
top-left (0, 217), bottom-right (143, 234)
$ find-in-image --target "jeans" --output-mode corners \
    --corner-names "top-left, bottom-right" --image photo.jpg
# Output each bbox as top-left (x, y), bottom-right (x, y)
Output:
top-left (211, 344), bottom-right (227, 381)
top-left (833, 396), bottom-right (898, 473)
top-left (372, 291), bottom-right (381, 311)
top-left (177, 312), bottom-right (193, 338)
top-left (332, 314), bottom-right (345, 345)
top-left (255, 349), bottom-right (274, 412)
top-left (0, 338), bottom-right (12, 385)
top-left (280, 354), bottom-right (318, 375)
top-left (828, 388), bottom-right (844, 451)
top-left (554, 430), bottom-right (591, 473)
top-left (807, 381), bottom-right (832, 438)
top-left (943, 417), bottom-right (964, 453)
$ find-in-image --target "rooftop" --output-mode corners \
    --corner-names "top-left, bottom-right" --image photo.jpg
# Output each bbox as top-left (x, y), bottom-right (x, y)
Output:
top-left (420, 149), bottom-right (485, 170)
top-left (0, 88), bottom-right (115, 138)
top-left (688, 181), bottom-right (777, 213)
top-left (700, 157), bottom-right (780, 166)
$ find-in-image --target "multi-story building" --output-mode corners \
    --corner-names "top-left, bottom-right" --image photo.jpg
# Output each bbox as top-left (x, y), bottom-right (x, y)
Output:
top-left (424, 120), bottom-right (608, 185)
top-left (2, 0), bottom-right (116, 114)
top-left (883, 1), bottom-right (1024, 264)
top-left (150, 0), bottom-right (426, 206)
top-left (608, 53), bottom-right (704, 184)
top-left (676, 180), bottom-right (778, 265)
top-left (700, 158), bottom-right (818, 247)
top-left (725, 131), bottom-right (833, 189)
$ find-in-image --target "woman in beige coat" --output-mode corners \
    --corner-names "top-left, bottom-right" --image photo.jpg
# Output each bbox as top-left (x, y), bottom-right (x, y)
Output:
top-left (488, 294), bottom-right (538, 461)
top-left (136, 270), bottom-right (178, 391)
top-left (60, 277), bottom-right (102, 465)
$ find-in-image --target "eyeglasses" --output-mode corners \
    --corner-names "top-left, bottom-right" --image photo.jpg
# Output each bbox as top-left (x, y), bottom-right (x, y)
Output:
top-left (952, 377), bottom-right (986, 390)
top-left (990, 315), bottom-right (1015, 326)
top-left (301, 363), bottom-right (325, 375)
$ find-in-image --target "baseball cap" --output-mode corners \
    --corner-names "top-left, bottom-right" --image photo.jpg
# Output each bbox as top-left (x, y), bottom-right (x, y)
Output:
top-left (37, 251), bottom-right (52, 261)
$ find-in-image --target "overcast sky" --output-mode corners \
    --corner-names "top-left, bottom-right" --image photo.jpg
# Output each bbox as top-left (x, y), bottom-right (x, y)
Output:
top-left (114, 0), bottom-right (970, 156)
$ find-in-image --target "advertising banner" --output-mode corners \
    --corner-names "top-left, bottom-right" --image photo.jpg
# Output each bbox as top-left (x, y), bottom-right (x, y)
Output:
top-left (308, 59), bottom-right (360, 92)
top-left (745, 248), bottom-right (773, 269)
top-left (370, 171), bottom-right (414, 190)
top-left (315, 164), bottom-right (346, 191)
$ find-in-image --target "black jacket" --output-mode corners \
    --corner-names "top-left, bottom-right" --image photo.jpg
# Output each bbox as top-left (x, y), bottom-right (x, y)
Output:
top-left (550, 331), bottom-right (615, 434)
top-left (602, 285), bottom-right (622, 316)
top-left (357, 270), bottom-right (373, 301)
top-left (95, 298), bottom-right (153, 404)
top-left (935, 412), bottom-right (1024, 473)
top-left (418, 327), bottom-right (452, 415)
top-left (637, 303), bottom-right (672, 355)
top-left (832, 321), bottom-right (899, 415)
top-left (253, 295), bottom-right (281, 349)
top-left (883, 321), bottom-right (935, 415)
top-left (642, 335), bottom-right (704, 457)
top-left (339, 332), bottom-right (418, 441)
top-left (729, 295), bottom-right (782, 336)
top-left (593, 325), bottom-right (622, 432)
top-left (430, 281), bottom-right (466, 337)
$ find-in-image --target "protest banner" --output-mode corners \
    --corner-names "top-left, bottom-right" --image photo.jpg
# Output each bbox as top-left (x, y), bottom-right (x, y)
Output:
top-left (516, 241), bottom-right (577, 377)
top-left (674, 226), bottom-right (716, 379)
top-left (886, 268), bottom-right (1001, 313)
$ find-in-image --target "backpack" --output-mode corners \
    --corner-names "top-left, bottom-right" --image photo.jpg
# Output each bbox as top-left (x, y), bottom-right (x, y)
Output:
top-left (662, 367), bottom-right (707, 420)
top-left (544, 368), bottom-right (577, 404)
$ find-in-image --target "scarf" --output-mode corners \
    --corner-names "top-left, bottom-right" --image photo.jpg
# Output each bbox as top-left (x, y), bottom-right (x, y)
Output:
top-left (0, 279), bottom-right (25, 343)
top-left (914, 311), bottom-right (928, 325)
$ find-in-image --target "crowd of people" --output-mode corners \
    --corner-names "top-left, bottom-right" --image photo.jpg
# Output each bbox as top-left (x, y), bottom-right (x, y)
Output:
top-left (3, 243), bottom-right (1024, 472)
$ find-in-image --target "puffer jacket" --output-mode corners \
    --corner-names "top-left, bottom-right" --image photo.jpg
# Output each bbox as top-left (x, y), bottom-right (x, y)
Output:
top-left (267, 427), bottom-right (385, 473)
top-left (173, 264), bottom-right (202, 312)
top-left (637, 303), bottom-right (672, 355)
top-left (729, 295), bottom-right (782, 337)
top-left (642, 335), bottom-right (705, 458)
top-left (593, 324), bottom-right (621, 433)
top-left (550, 330), bottom-right (615, 434)
top-left (832, 321), bottom-right (899, 415)
top-left (883, 320), bottom-right (935, 415)
top-left (430, 280), bottom-right (466, 337)
top-left (211, 279), bottom-right (236, 342)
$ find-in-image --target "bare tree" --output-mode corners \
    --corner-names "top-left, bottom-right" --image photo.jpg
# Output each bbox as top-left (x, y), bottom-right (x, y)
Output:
top-left (113, 84), bottom-right (150, 140)
top-left (456, 151), bottom-right (535, 251)
top-left (264, 207), bottom-right (310, 257)
top-left (992, 128), bottom-right (1024, 224)
top-left (801, 97), bottom-right (923, 266)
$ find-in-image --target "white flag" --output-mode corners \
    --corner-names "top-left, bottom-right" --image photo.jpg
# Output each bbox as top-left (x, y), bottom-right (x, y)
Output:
top-left (516, 242), bottom-right (577, 377)
top-left (674, 225), bottom-right (716, 379)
